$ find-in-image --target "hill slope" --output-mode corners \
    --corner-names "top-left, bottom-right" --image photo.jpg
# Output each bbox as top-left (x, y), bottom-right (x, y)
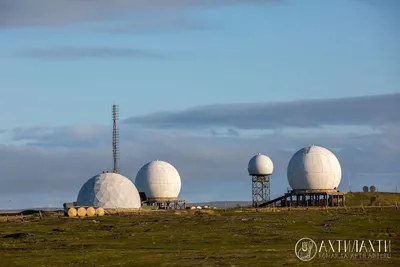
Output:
top-left (345, 192), bottom-right (400, 206)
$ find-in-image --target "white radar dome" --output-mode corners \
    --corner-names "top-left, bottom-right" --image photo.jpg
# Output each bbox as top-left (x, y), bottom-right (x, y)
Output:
top-left (77, 173), bottom-right (141, 208)
top-left (248, 153), bottom-right (274, 175)
top-left (135, 160), bottom-right (181, 200)
top-left (287, 145), bottom-right (341, 190)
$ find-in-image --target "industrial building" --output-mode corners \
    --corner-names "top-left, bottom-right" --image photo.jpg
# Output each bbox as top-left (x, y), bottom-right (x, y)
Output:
top-left (248, 153), bottom-right (274, 207)
top-left (135, 160), bottom-right (186, 209)
top-left (63, 105), bottom-right (143, 216)
top-left (259, 145), bottom-right (346, 208)
top-left (64, 104), bottom-right (349, 216)
top-left (76, 172), bottom-right (141, 209)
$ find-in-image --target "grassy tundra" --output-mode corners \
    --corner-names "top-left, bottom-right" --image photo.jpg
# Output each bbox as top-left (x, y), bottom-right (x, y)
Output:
top-left (0, 194), bottom-right (399, 266)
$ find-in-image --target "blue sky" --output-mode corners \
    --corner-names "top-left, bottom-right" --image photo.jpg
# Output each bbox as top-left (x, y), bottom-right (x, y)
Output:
top-left (0, 0), bottom-right (399, 208)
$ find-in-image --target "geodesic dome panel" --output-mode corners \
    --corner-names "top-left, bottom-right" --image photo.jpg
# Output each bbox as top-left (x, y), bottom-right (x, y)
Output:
top-left (135, 160), bottom-right (181, 200)
top-left (77, 173), bottom-right (141, 208)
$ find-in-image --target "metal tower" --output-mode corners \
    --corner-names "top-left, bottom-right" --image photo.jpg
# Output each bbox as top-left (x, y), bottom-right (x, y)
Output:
top-left (252, 175), bottom-right (271, 207)
top-left (112, 104), bottom-right (119, 173)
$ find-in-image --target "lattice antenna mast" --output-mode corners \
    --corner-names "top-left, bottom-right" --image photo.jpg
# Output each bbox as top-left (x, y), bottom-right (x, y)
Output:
top-left (112, 104), bottom-right (119, 173)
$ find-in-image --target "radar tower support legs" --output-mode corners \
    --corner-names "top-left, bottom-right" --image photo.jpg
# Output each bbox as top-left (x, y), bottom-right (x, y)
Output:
top-left (252, 175), bottom-right (271, 207)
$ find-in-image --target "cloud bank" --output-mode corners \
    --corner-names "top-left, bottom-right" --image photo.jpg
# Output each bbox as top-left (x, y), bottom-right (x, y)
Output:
top-left (124, 93), bottom-right (400, 130)
top-left (0, 0), bottom-right (281, 27)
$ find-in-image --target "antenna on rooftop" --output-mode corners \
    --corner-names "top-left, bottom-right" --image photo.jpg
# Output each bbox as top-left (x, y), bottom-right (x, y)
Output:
top-left (112, 104), bottom-right (119, 173)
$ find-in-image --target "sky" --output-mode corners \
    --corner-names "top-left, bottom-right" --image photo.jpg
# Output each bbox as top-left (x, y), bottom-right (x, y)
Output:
top-left (0, 0), bottom-right (399, 209)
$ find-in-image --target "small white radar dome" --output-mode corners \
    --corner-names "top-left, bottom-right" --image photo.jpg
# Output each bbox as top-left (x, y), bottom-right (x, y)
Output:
top-left (77, 173), bottom-right (141, 208)
top-left (287, 145), bottom-right (342, 190)
top-left (248, 153), bottom-right (274, 175)
top-left (135, 160), bottom-right (181, 200)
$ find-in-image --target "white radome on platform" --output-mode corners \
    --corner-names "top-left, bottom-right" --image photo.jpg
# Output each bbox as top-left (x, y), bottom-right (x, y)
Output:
top-left (135, 160), bottom-right (181, 200)
top-left (77, 173), bottom-right (141, 208)
top-left (287, 145), bottom-right (342, 190)
top-left (248, 153), bottom-right (274, 176)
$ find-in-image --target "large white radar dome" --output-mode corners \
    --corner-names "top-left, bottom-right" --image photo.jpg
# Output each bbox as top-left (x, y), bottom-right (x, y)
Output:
top-left (77, 173), bottom-right (141, 208)
top-left (287, 145), bottom-right (341, 190)
top-left (248, 153), bottom-right (274, 175)
top-left (135, 160), bottom-right (181, 200)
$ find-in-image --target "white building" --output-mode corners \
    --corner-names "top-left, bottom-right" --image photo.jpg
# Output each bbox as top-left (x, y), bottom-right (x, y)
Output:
top-left (287, 145), bottom-right (342, 191)
top-left (77, 172), bottom-right (141, 208)
top-left (135, 160), bottom-right (181, 201)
